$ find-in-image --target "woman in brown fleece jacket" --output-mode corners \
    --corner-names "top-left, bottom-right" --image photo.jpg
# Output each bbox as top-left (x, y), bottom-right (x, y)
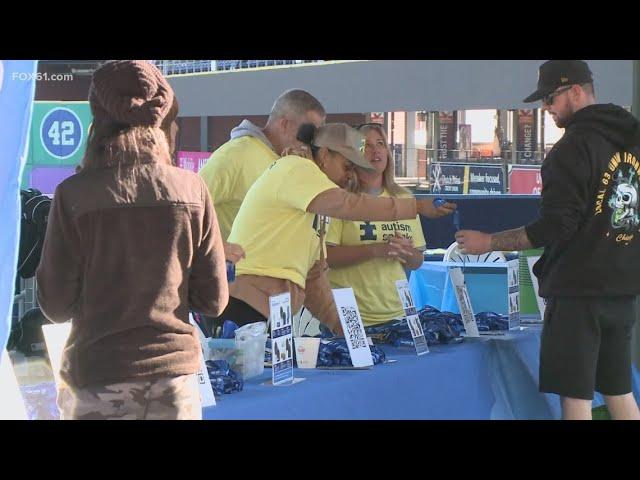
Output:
top-left (36, 61), bottom-right (228, 420)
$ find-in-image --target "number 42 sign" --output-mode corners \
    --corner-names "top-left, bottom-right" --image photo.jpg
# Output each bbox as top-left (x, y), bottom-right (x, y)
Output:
top-left (40, 107), bottom-right (83, 160)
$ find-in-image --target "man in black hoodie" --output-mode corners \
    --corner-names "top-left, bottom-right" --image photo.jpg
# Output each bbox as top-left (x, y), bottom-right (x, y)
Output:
top-left (456, 60), bottom-right (640, 420)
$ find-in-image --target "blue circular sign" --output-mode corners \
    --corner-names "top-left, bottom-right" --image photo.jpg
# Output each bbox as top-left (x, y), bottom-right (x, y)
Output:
top-left (40, 108), bottom-right (83, 160)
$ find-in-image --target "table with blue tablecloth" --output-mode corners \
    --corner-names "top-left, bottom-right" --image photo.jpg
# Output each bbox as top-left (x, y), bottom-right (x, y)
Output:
top-left (202, 326), bottom-right (640, 420)
top-left (16, 325), bottom-right (640, 419)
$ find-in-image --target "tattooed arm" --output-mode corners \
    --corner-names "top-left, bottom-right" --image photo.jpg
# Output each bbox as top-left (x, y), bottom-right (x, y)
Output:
top-left (489, 227), bottom-right (533, 251)
top-left (455, 226), bottom-right (533, 255)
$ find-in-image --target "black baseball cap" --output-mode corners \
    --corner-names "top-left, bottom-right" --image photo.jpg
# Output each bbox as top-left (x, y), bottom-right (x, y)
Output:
top-left (523, 60), bottom-right (593, 103)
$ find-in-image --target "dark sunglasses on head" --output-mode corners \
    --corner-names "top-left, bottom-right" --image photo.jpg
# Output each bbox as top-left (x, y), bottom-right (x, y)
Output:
top-left (542, 85), bottom-right (574, 105)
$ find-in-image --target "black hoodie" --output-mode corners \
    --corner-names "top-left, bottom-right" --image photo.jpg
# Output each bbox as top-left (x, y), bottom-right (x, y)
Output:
top-left (525, 103), bottom-right (640, 298)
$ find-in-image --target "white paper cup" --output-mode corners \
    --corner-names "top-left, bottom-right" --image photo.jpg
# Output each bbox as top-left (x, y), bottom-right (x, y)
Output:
top-left (294, 337), bottom-right (320, 369)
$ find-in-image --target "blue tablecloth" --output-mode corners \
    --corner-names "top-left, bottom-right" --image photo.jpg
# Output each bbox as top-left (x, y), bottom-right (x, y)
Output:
top-left (19, 327), bottom-right (639, 419)
top-left (202, 327), bottom-right (640, 420)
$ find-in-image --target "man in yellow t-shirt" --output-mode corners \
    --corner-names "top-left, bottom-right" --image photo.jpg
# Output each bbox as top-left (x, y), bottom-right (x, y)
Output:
top-left (199, 89), bottom-right (326, 262)
top-left (326, 190), bottom-right (427, 326)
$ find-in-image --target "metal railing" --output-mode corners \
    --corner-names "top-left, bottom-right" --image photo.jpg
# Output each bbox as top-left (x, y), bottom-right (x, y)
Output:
top-left (149, 60), bottom-right (325, 76)
top-left (12, 277), bottom-right (38, 325)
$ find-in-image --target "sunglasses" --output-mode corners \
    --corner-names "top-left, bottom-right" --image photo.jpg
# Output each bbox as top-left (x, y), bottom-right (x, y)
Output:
top-left (354, 122), bottom-right (385, 130)
top-left (542, 85), bottom-right (573, 106)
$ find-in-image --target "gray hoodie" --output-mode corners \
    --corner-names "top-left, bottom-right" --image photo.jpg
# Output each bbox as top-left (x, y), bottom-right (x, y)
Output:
top-left (230, 119), bottom-right (275, 152)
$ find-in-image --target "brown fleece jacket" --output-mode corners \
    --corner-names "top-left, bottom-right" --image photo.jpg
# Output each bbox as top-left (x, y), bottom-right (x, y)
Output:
top-left (36, 160), bottom-right (228, 388)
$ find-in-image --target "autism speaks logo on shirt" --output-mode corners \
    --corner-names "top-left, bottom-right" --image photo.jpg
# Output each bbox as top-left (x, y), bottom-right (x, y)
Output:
top-left (358, 221), bottom-right (414, 242)
top-left (594, 152), bottom-right (640, 245)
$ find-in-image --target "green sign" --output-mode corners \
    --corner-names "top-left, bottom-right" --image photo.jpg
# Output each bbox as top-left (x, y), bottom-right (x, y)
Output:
top-left (519, 248), bottom-right (544, 318)
top-left (28, 101), bottom-right (92, 166)
top-left (22, 101), bottom-right (92, 188)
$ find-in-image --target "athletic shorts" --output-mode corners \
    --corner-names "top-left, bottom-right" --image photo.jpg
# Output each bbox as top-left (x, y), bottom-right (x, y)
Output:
top-left (539, 296), bottom-right (636, 400)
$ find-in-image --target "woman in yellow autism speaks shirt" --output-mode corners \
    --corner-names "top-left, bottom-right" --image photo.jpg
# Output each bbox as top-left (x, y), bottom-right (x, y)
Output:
top-left (327, 123), bottom-right (426, 327)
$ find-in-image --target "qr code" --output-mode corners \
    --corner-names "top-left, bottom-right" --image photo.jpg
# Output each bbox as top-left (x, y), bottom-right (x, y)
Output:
top-left (341, 306), bottom-right (367, 348)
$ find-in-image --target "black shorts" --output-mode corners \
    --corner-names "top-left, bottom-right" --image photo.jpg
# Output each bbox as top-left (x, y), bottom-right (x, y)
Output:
top-left (539, 296), bottom-right (637, 400)
top-left (197, 297), bottom-right (267, 337)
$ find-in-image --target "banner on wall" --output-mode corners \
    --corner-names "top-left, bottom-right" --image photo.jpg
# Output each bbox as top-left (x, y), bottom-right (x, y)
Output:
top-left (458, 124), bottom-right (472, 159)
top-left (516, 109), bottom-right (538, 164)
top-left (467, 165), bottom-right (505, 194)
top-left (430, 163), bottom-right (505, 195)
top-left (370, 112), bottom-right (385, 124)
top-left (438, 111), bottom-right (456, 160)
top-left (509, 166), bottom-right (542, 194)
top-left (23, 101), bottom-right (92, 192)
top-left (429, 162), bottom-right (466, 194)
top-left (30, 166), bottom-right (76, 194)
top-left (176, 151), bottom-right (211, 173)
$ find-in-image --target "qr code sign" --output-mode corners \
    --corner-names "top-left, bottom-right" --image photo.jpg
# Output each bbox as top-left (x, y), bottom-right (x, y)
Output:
top-left (341, 306), bottom-right (366, 349)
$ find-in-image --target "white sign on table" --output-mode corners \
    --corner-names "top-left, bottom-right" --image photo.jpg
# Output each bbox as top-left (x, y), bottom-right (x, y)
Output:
top-left (449, 268), bottom-right (480, 337)
top-left (507, 259), bottom-right (521, 329)
top-left (195, 349), bottom-right (216, 407)
top-left (395, 280), bottom-right (429, 355)
top-left (269, 292), bottom-right (294, 385)
top-left (188, 314), bottom-right (216, 408)
top-left (41, 322), bottom-right (72, 391)
top-left (0, 349), bottom-right (28, 419)
top-left (332, 288), bottom-right (373, 368)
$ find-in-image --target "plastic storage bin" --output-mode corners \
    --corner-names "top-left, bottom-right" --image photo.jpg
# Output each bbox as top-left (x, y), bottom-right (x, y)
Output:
top-left (205, 322), bottom-right (268, 380)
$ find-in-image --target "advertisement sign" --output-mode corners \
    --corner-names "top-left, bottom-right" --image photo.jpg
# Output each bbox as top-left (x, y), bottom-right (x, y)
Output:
top-left (438, 111), bottom-right (456, 160)
top-left (430, 163), bottom-right (505, 194)
top-left (429, 162), bottom-right (466, 194)
top-left (509, 166), bottom-right (542, 194)
top-left (176, 151), bottom-right (211, 173)
top-left (467, 165), bottom-right (505, 194)
top-left (517, 109), bottom-right (538, 164)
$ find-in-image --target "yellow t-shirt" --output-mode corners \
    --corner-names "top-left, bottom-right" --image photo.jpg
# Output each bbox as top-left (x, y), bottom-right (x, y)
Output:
top-left (199, 136), bottom-right (279, 241)
top-left (326, 189), bottom-right (427, 326)
top-left (228, 155), bottom-right (339, 288)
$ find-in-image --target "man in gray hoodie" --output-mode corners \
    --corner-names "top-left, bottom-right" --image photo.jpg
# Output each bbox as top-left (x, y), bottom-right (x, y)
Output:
top-left (199, 89), bottom-right (326, 262)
